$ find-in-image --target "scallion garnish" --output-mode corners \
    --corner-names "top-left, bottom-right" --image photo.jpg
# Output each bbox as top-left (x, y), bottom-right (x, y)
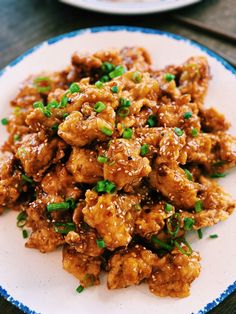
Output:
top-left (191, 128), bottom-right (198, 137)
top-left (118, 107), bottom-right (130, 118)
top-left (54, 222), bottom-right (76, 234)
top-left (122, 128), bottom-right (133, 139)
top-left (183, 112), bottom-right (192, 119)
top-left (60, 95), bottom-right (69, 107)
top-left (140, 144), bottom-right (149, 156)
top-left (96, 239), bottom-right (106, 248)
top-left (76, 285), bottom-right (84, 293)
top-left (166, 213), bottom-right (181, 238)
top-left (132, 71), bottom-right (142, 83)
top-left (146, 115), bottom-right (157, 127)
top-left (111, 86), bottom-right (119, 93)
top-left (183, 217), bottom-right (195, 231)
top-left (119, 98), bottom-right (131, 107)
top-left (174, 237), bottom-right (193, 256)
top-left (97, 155), bottom-right (108, 163)
top-left (174, 127), bottom-right (184, 137)
top-left (1, 118), bottom-right (9, 125)
top-left (51, 123), bottom-right (59, 132)
top-left (195, 200), bottom-right (203, 213)
top-left (33, 101), bottom-right (51, 117)
top-left (33, 76), bottom-right (51, 93)
top-left (95, 81), bottom-right (104, 89)
top-left (66, 198), bottom-right (77, 210)
top-left (184, 168), bottom-right (193, 181)
top-left (94, 101), bottom-right (106, 113)
top-left (151, 236), bottom-right (173, 251)
top-left (95, 180), bottom-right (116, 194)
top-left (101, 62), bottom-right (114, 74)
top-left (22, 174), bottom-right (33, 184)
top-left (164, 73), bottom-right (175, 82)
top-left (109, 65), bottom-right (126, 79)
top-left (47, 202), bottom-right (70, 212)
top-left (210, 173), bottom-right (227, 178)
top-left (209, 234), bottom-right (218, 239)
top-left (134, 204), bottom-right (142, 211)
top-left (16, 211), bottom-right (27, 228)
top-left (197, 229), bottom-right (203, 239)
top-left (62, 112), bottom-right (69, 119)
top-left (22, 229), bottom-right (28, 239)
top-left (100, 75), bottom-right (110, 82)
top-left (100, 126), bottom-right (113, 136)
top-left (13, 134), bottom-right (20, 142)
top-left (165, 203), bottom-right (173, 213)
top-left (69, 82), bottom-right (80, 93)
top-left (47, 100), bottom-right (59, 109)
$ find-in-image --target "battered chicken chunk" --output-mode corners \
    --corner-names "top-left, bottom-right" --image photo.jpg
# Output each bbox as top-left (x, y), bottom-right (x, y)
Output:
top-left (107, 245), bottom-right (157, 289)
top-left (200, 107), bottom-right (230, 132)
top-left (63, 245), bottom-right (101, 287)
top-left (104, 139), bottom-right (151, 191)
top-left (83, 191), bottom-right (141, 250)
top-left (148, 249), bottom-right (201, 298)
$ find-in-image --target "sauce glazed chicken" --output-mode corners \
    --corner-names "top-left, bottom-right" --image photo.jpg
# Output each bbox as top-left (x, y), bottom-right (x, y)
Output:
top-left (1, 47), bottom-right (235, 298)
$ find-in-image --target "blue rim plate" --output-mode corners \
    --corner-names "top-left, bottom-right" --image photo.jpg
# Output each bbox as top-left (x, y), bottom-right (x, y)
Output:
top-left (0, 26), bottom-right (235, 314)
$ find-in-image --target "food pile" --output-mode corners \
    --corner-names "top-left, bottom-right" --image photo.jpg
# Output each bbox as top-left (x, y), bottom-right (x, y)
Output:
top-left (1, 47), bottom-right (235, 297)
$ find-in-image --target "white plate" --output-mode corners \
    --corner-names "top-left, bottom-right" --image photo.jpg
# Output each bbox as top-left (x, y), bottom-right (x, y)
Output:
top-left (0, 26), bottom-right (236, 314)
top-left (59, 0), bottom-right (202, 15)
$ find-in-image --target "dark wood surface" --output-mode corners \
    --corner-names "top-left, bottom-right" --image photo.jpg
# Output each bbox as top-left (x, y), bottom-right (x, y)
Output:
top-left (0, 0), bottom-right (235, 313)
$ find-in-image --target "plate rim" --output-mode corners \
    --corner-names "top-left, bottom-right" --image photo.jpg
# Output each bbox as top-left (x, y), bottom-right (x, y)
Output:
top-left (59, 0), bottom-right (202, 15)
top-left (0, 25), bottom-right (235, 314)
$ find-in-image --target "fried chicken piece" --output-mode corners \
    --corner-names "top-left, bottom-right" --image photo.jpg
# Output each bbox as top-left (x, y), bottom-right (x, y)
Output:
top-left (185, 133), bottom-right (213, 164)
top-left (135, 203), bottom-right (174, 237)
top-left (104, 139), bottom-right (151, 192)
top-left (15, 132), bottom-right (66, 181)
top-left (41, 164), bottom-right (81, 200)
top-left (58, 105), bottom-right (115, 146)
top-left (149, 162), bottom-right (199, 209)
top-left (65, 230), bottom-right (104, 257)
top-left (200, 107), bottom-right (230, 132)
top-left (148, 249), bottom-right (201, 298)
top-left (83, 191), bottom-right (141, 250)
top-left (66, 147), bottom-right (103, 184)
top-left (63, 245), bottom-right (101, 287)
top-left (120, 47), bottom-right (151, 71)
top-left (107, 245), bottom-right (157, 289)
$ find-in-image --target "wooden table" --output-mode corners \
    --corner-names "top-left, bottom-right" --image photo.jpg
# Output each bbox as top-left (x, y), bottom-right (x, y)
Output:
top-left (0, 0), bottom-right (235, 313)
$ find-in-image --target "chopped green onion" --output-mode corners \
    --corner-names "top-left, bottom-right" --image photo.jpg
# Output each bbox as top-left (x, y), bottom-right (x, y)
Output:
top-left (62, 112), bottom-right (69, 119)
top-left (100, 126), bottom-right (113, 136)
top-left (166, 213), bottom-right (180, 238)
top-left (111, 86), bottom-right (119, 93)
top-left (1, 118), bottom-right (9, 125)
top-left (96, 239), bottom-right (106, 248)
top-left (17, 147), bottom-right (26, 157)
top-left (194, 200), bottom-right (203, 213)
top-left (197, 229), bottom-right (203, 239)
top-left (60, 95), bottom-right (69, 107)
top-left (119, 98), bottom-right (131, 107)
top-left (94, 101), bottom-right (106, 113)
top-left (132, 71), bottom-right (142, 83)
top-left (33, 76), bottom-right (51, 93)
top-left (209, 234), bottom-right (218, 239)
top-left (184, 217), bottom-right (195, 231)
top-left (100, 75), bottom-right (110, 83)
top-left (97, 155), bottom-right (108, 163)
top-left (165, 73), bottom-right (175, 82)
top-left (33, 101), bottom-right (44, 109)
top-left (13, 106), bottom-right (21, 115)
top-left (118, 107), bottom-right (130, 118)
top-left (184, 168), bottom-right (193, 181)
top-left (76, 285), bottom-right (84, 293)
top-left (84, 274), bottom-right (95, 287)
top-left (191, 128), bottom-right (198, 137)
top-left (33, 101), bottom-right (51, 117)
top-left (16, 211), bottom-right (27, 228)
top-left (95, 81), bottom-right (104, 89)
top-left (13, 134), bottom-right (20, 142)
top-left (47, 100), bottom-right (59, 109)
top-left (140, 144), bottom-right (149, 156)
top-left (183, 112), bottom-right (192, 119)
top-left (210, 173), bottom-right (227, 178)
top-left (22, 174), bottom-right (33, 184)
top-left (95, 180), bottom-right (116, 194)
top-left (174, 127), bottom-right (184, 137)
top-left (109, 65), bottom-right (126, 79)
top-left (151, 236), bottom-right (173, 251)
top-left (174, 237), bottom-right (193, 256)
top-left (146, 115), bottom-right (157, 127)
top-left (134, 204), bottom-right (142, 211)
top-left (101, 62), bottom-right (114, 74)
top-left (47, 202), bottom-right (70, 212)
top-left (212, 160), bottom-right (226, 167)
top-left (66, 198), bottom-right (77, 210)
top-left (54, 222), bottom-right (76, 234)
top-left (122, 128), bottom-right (133, 139)
top-left (165, 203), bottom-right (173, 213)
top-left (69, 82), bottom-right (80, 93)
top-left (22, 229), bottom-right (28, 239)
top-left (51, 123), bottom-right (59, 132)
